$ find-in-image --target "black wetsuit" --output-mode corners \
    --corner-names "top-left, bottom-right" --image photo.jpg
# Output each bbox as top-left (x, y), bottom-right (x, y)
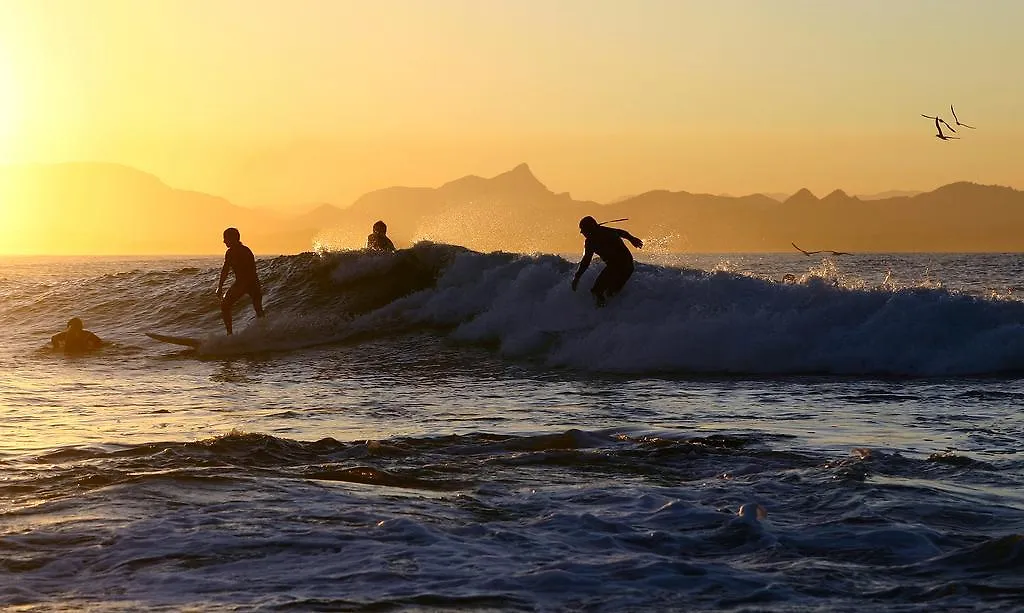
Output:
top-left (366, 233), bottom-right (396, 253)
top-left (53, 329), bottom-right (102, 353)
top-left (578, 226), bottom-right (636, 301)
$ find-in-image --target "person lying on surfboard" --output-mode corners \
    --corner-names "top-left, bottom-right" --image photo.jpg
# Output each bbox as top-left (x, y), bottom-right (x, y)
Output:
top-left (51, 317), bottom-right (103, 353)
top-left (217, 227), bottom-right (265, 335)
top-left (571, 216), bottom-right (643, 307)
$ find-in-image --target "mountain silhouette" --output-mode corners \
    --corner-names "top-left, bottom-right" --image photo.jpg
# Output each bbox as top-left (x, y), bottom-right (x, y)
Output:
top-left (783, 188), bottom-right (818, 206)
top-left (821, 189), bottom-right (854, 204)
top-left (440, 163), bottom-right (552, 199)
top-left (3, 163), bottom-right (1024, 254)
top-left (856, 189), bottom-right (922, 201)
top-left (315, 163), bottom-right (592, 252)
top-left (0, 163), bottom-right (295, 254)
top-left (326, 174), bottom-right (1024, 253)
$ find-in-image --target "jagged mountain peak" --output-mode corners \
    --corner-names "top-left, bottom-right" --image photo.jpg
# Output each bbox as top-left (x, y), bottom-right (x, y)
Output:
top-left (822, 189), bottom-right (853, 202)
top-left (439, 163), bottom-right (551, 198)
top-left (784, 188), bottom-right (818, 205)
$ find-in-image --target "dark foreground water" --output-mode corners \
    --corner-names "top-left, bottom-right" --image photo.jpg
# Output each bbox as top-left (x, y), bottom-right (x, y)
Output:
top-left (1, 247), bottom-right (1023, 611)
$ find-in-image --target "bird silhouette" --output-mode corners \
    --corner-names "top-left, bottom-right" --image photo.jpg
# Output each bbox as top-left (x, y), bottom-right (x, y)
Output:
top-left (933, 117), bottom-right (954, 141)
top-left (950, 105), bottom-right (975, 129)
top-left (792, 243), bottom-right (850, 256)
top-left (922, 114), bottom-right (956, 133)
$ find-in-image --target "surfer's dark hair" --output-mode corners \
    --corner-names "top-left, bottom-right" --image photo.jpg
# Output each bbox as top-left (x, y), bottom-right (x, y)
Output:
top-left (373, 220), bottom-right (387, 234)
top-left (68, 317), bottom-right (83, 329)
top-left (223, 227), bottom-right (240, 241)
top-left (579, 216), bottom-right (598, 231)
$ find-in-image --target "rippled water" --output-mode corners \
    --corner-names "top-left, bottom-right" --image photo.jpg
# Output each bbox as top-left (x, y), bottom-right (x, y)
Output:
top-left (2, 249), bottom-right (1023, 611)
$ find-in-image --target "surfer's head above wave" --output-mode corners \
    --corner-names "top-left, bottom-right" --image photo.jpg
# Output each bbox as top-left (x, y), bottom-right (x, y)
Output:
top-left (223, 227), bottom-right (241, 246)
top-left (578, 216), bottom-right (599, 234)
top-left (51, 317), bottom-right (102, 354)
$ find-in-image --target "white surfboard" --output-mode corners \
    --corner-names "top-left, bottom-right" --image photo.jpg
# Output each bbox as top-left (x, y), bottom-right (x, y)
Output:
top-left (146, 332), bottom-right (203, 349)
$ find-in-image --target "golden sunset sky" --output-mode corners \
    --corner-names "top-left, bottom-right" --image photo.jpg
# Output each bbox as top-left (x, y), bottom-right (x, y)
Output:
top-left (1, 0), bottom-right (1022, 208)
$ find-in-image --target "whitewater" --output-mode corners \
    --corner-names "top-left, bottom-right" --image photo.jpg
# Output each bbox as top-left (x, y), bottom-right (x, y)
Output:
top-left (1, 245), bottom-right (1022, 611)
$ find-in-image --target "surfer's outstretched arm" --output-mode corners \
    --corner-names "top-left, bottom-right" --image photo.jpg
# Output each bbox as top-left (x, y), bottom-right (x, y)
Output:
top-left (572, 249), bottom-right (594, 291)
top-left (615, 229), bottom-right (643, 249)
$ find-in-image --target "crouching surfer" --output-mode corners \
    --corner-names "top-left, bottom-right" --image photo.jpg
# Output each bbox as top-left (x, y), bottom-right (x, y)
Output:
top-left (51, 317), bottom-right (103, 353)
top-left (571, 216), bottom-right (643, 306)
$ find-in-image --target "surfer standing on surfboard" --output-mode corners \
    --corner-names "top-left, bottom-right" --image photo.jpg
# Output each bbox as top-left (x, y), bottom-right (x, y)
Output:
top-left (571, 216), bottom-right (643, 307)
top-left (217, 227), bottom-right (265, 335)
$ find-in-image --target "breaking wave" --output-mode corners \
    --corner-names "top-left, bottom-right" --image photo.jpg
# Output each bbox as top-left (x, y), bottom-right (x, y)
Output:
top-left (9, 243), bottom-right (1024, 376)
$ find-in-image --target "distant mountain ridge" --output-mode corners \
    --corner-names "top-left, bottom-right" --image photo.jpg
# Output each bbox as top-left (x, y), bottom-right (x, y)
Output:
top-left (0, 162), bottom-right (316, 255)
top-left (1, 161), bottom-right (1021, 254)
top-left (314, 167), bottom-right (1024, 253)
top-left (762, 189), bottom-right (924, 202)
top-left (856, 189), bottom-right (923, 201)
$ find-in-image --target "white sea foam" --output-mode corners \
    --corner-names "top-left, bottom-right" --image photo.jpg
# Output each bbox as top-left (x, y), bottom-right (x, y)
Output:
top-left (334, 248), bottom-right (1024, 376)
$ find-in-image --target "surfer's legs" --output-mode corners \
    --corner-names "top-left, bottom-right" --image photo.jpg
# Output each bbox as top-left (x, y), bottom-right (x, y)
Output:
top-left (604, 262), bottom-right (634, 297)
top-left (220, 303), bottom-right (233, 335)
top-left (251, 285), bottom-right (264, 318)
top-left (590, 269), bottom-right (611, 306)
top-left (222, 283), bottom-right (263, 334)
top-left (221, 283), bottom-right (246, 335)
top-left (220, 300), bottom-right (234, 335)
top-left (590, 262), bottom-right (634, 306)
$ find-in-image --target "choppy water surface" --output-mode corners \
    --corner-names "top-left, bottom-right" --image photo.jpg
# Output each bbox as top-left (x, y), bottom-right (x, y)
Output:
top-left (1, 248), bottom-right (1023, 611)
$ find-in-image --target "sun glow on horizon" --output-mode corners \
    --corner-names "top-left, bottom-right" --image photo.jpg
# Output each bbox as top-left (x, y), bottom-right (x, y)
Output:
top-left (1, 0), bottom-right (1024, 255)
top-left (0, 48), bottom-right (20, 163)
top-left (0, 40), bottom-right (30, 251)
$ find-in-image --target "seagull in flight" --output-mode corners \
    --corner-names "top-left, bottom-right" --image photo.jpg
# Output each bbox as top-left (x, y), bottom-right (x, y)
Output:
top-left (792, 243), bottom-right (850, 257)
top-left (929, 116), bottom-right (959, 141)
top-left (922, 114), bottom-right (956, 134)
top-left (950, 105), bottom-right (975, 129)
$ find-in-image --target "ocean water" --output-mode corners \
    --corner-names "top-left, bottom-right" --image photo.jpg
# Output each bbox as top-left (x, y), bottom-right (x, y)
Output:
top-left (1, 245), bottom-right (1023, 612)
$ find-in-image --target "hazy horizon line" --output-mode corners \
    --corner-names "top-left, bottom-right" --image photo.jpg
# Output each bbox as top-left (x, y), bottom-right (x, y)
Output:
top-left (5, 248), bottom-right (1024, 259)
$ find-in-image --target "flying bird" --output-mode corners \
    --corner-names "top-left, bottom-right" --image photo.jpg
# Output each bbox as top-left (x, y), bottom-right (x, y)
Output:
top-left (922, 114), bottom-right (956, 133)
top-left (792, 243), bottom-right (850, 257)
top-left (950, 105), bottom-right (975, 129)
top-left (930, 116), bottom-right (959, 141)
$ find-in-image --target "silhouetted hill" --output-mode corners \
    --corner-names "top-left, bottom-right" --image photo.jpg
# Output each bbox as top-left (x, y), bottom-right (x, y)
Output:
top-left (440, 163), bottom-right (552, 199)
top-left (290, 203), bottom-right (345, 231)
top-left (784, 188), bottom-right (818, 206)
top-left (821, 189), bottom-right (854, 204)
top-left (0, 163), bottom-right (313, 254)
top-left (318, 163), bottom-right (593, 252)
top-left (856, 189), bottom-right (922, 201)
top-left (4, 162), bottom-right (1024, 254)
